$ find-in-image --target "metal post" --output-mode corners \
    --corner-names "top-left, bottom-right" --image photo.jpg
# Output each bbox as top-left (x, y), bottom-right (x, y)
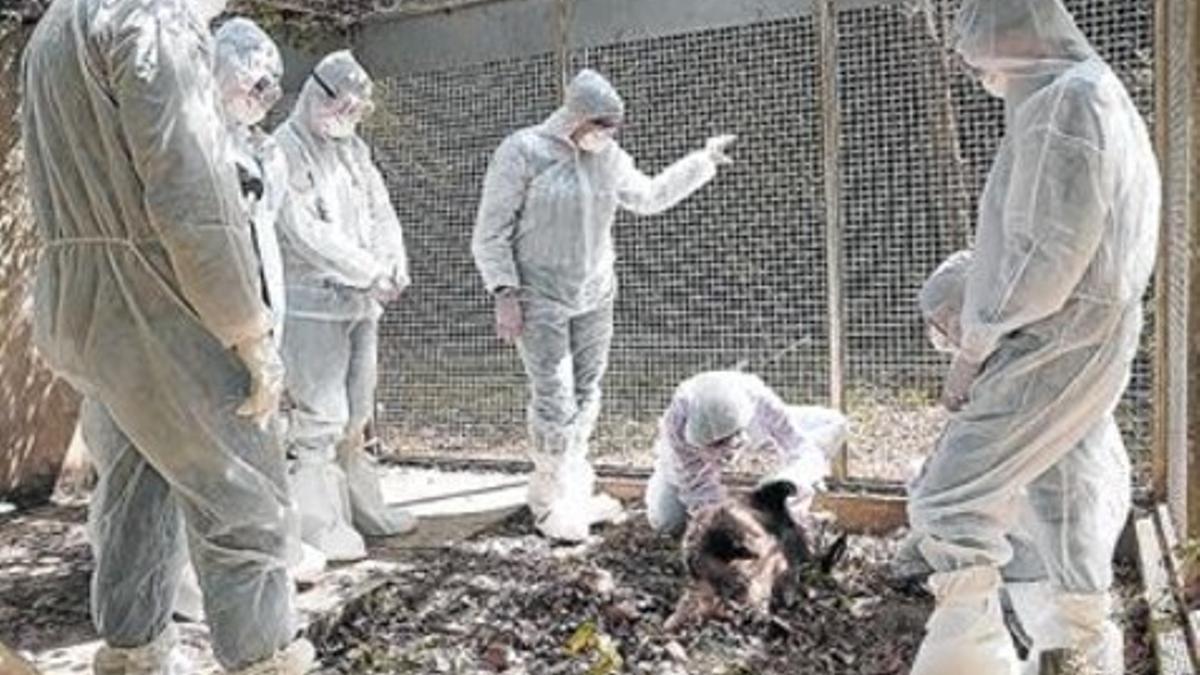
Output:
top-left (817, 0), bottom-right (847, 479)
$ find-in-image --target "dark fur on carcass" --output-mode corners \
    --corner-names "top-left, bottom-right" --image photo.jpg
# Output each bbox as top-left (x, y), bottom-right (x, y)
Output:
top-left (666, 480), bottom-right (848, 631)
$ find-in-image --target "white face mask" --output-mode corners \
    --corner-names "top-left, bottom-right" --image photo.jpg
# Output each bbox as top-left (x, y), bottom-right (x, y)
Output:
top-left (577, 130), bottom-right (614, 153)
top-left (225, 95), bottom-right (269, 127)
top-left (318, 113), bottom-right (358, 139)
top-left (979, 71), bottom-right (1010, 99)
top-left (711, 428), bottom-right (751, 458)
top-left (928, 323), bottom-right (958, 355)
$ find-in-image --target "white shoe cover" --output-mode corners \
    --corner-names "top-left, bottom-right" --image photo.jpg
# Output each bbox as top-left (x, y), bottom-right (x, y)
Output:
top-left (528, 450), bottom-right (598, 542)
top-left (337, 439), bottom-right (419, 538)
top-left (1021, 591), bottom-right (1123, 675)
top-left (589, 493), bottom-right (625, 525)
top-left (229, 639), bottom-right (316, 675)
top-left (291, 543), bottom-right (327, 586)
top-left (93, 625), bottom-right (188, 675)
top-left (911, 566), bottom-right (1021, 675)
top-left (172, 564), bottom-right (205, 623)
top-left (289, 459), bottom-right (367, 562)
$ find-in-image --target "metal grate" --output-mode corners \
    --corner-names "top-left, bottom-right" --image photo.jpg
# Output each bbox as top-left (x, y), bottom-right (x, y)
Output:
top-left (364, 0), bottom-right (1159, 482)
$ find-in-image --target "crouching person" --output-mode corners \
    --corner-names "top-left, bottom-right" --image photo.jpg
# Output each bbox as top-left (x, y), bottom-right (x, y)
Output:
top-left (645, 371), bottom-right (848, 536)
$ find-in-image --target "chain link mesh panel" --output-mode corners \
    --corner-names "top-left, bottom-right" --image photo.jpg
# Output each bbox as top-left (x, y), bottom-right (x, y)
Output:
top-left (364, 0), bottom-right (1158, 483)
top-left (833, 0), bottom-right (1155, 480)
top-left (369, 55), bottom-right (560, 457)
top-left (370, 20), bottom-right (828, 466)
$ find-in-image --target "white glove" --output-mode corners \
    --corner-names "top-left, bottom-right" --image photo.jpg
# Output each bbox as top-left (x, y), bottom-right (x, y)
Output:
top-left (370, 275), bottom-right (403, 304)
top-left (235, 334), bottom-right (285, 430)
top-left (941, 354), bottom-right (982, 412)
top-left (705, 134), bottom-right (738, 165)
top-left (494, 288), bottom-right (523, 344)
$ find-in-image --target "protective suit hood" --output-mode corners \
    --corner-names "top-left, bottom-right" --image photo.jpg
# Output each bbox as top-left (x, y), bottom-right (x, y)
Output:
top-left (954, 0), bottom-right (1095, 86)
top-left (919, 250), bottom-right (973, 349)
top-left (214, 18), bottom-right (283, 128)
top-left (541, 69), bottom-right (626, 142)
top-left (684, 372), bottom-right (756, 447)
top-left (294, 51), bottom-right (375, 140)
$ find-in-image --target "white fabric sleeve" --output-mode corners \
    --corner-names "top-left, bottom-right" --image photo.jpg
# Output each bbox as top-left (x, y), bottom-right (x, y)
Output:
top-left (615, 148), bottom-right (717, 216)
top-left (661, 396), bottom-right (727, 514)
top-left (959, 87), bottom-right (1111, 363)
top-left (276, 152), bottom-right (386, 290)
top-left (358, 140), bottom-right (409, 287)
top-left (472, 134), bottom-right (528, 293)
top-left (112, 17), bottom-right (269, 347)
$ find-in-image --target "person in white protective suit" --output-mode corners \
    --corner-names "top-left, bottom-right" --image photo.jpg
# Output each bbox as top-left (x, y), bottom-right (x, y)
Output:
top-left (472, 68), bottom-right (737, 542)
top-left (172, 17), bottom-right (329, 623)
top-left (21, 0), bottom-right (313, 673)
top-left (644, 371), bottom-right (848, 536)
top-left (908, 251), bottom-right (1134, 673)
top-left (275, 50), bottom-right (416, 562)
top-left (906, 1), bottom-right (1159, 673)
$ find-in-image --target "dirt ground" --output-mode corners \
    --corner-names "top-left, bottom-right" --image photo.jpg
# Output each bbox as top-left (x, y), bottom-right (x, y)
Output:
top-left (315, 510), bottom-right (1153, 675)
top-left (0, 503), bottom-right (1158, 675)
top-left (318, 510), bottom-right (930, 675)
top-left (0, 504), bottom-right (94, 654)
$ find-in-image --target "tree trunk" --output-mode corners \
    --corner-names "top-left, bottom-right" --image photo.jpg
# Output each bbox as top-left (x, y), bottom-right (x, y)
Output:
top-left (0, 19), bottom-right (81, 506)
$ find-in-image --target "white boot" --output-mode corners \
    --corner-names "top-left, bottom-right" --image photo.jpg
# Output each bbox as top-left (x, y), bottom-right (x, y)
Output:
top-left (1022, 590), bottom-right (1123, 675)
top-left (528, 431), bottom-right (589, 542)
top-left (172, 564), bottom-right (205, 623)
top-left (911, 566), bottom-right (1021, 675)
top-left (289, 456), bottom-right (366, 562)
top-left (282, 497), bottom-right (327, 585)
top-left (229, 639), bottom-right (316, 675)
top-left (336, 436), bottom-right (418, 538)
top-left (1004, 580), bottom-right (1048, 662)
top-left (589, 493), bottom-right (624, 525)
top-left (570, 426), bottom-right (624, 527)
top-left (93, 625), bottom-right (190, 675)
top-left (290, 543), bottom-right (327, 586)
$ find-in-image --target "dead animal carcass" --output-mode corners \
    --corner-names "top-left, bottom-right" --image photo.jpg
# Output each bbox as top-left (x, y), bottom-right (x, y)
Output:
top-left (666, 480), bottom-right (847, 630)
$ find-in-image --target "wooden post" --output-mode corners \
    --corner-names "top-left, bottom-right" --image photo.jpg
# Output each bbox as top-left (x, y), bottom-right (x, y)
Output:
top-left (1185, 0), bottom-right (1200, 544)
top-left (0, 20), bottom-right (81, 506)
top-left (1153, 0), bottom-right (1171, 507)
top-left (816, 0), bottom-right (848, 480)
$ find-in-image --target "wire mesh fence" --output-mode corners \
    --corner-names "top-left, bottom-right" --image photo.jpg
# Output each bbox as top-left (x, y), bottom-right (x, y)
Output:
top-left (364, 0), bottom-right (1158, 484)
